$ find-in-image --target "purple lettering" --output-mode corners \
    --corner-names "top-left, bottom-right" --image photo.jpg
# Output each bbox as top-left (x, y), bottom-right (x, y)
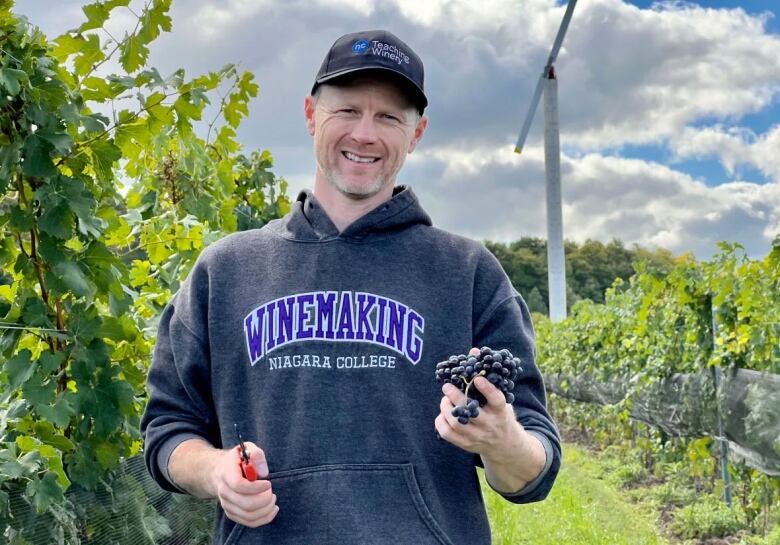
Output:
top-left (276, 296), bottom-right (296, 345)
top-left (265, 300), bottom-right (277, 352)
top-left (386, 301), bottom-right (407, 351)
top-left (316, 292), bottom-right (336, 339)
top-left (336, 291), bottom-right (355, 340)
top-left (355, 293), bottom-right (376, 341)
top-left (405, 311), bottom-right (424, 364)
top-left (297, 293), bottom-right (314, 339)
top-left (244, 307), bottom-right (265, 362)
top-left (375, 297), bottom-right (387, 344)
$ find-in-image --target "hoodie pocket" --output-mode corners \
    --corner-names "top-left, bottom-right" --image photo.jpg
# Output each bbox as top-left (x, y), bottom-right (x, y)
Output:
top-left (222, 463), bottom-right (454, 545)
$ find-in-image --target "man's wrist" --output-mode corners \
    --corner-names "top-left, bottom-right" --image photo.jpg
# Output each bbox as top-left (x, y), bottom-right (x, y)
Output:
top-left (169, 438), bottom-right (222, 499)
top-left (481, 420), bottom-right (524, 465)
top-left (481, 424), bottom-right (547, 489)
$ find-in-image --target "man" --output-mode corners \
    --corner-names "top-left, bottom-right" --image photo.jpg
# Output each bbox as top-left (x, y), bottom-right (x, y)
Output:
top-left (141, 29), bottom-right (560, 545)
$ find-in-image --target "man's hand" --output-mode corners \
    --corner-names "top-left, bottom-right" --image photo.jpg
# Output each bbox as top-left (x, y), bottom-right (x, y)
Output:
top-left (211, 441), bottom-right (279, 528)
top-left (434, 353), bottom-right (520, 458)
top-left (434, 347), bottom-right (547, 493)
top-left (169, 438), bottom-right (280, 526)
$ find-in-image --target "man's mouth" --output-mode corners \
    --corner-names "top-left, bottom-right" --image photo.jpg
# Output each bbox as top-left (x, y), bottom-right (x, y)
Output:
top-left (343, 151), bottom-right (380, 164)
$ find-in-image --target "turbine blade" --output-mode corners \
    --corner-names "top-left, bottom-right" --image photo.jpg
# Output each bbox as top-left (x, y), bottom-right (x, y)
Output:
top-left (514, 0), bottom-right (578, 154)
top-left (514, 72), bottom-right (545, 154)
top-left (547, 0), bottom-right (578, 67)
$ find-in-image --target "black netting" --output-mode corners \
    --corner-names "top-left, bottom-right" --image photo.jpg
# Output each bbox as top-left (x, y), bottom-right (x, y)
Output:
top-left (546, 368), bottom-right (780, 476)
top-left (4, 456), bottom-right (217, 544)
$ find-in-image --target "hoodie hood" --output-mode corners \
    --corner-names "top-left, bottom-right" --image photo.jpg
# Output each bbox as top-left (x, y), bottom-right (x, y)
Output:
top-left (275, 185), bottom-right (432, 242)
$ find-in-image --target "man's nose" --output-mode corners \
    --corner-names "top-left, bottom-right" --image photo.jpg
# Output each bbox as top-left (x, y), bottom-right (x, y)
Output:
top-left (349, 113), bottom-right (379, 143)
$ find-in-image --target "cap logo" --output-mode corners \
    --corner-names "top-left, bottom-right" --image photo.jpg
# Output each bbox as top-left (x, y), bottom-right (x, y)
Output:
top-left (352, 39), bottom-right (370, 54)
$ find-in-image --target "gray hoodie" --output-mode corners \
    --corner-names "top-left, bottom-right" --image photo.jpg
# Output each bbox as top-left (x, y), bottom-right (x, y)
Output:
top-left (141, 186), bottom-right (560, 545)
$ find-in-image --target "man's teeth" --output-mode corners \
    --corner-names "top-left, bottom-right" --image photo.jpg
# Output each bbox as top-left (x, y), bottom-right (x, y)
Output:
top-left (344, 151), bottom-right (378, 163)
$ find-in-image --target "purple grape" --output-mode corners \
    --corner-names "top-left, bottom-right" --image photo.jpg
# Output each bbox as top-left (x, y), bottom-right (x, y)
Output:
top-left (434, 346), bottom-right (523, 430)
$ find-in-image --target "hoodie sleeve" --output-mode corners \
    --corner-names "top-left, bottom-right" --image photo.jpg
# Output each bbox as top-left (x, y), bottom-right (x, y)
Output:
top-left (471, 251), bottom-right (562, 504)
top-left (140, 256), bottom-right (221, 494)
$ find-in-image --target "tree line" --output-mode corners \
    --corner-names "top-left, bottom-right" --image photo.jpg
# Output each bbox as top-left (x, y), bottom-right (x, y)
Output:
top-left (485, 237), bottom-right (680, 315)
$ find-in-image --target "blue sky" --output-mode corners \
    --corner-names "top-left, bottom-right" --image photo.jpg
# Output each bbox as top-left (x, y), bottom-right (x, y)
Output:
top-left (12, 0), bottom-right (780, 259)
top-left (619, 1), bottom-right (778, 188)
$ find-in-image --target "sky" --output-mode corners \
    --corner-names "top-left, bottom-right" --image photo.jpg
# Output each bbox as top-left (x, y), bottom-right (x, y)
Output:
top-left (12, 0), bottom-right (780, 260)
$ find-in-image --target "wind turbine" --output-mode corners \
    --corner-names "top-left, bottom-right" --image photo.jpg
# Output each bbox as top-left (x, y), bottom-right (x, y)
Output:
top-left (515, 0), bottom-right (578, 322)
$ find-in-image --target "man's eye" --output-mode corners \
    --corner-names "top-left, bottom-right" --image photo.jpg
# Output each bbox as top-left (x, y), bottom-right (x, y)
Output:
top-left (339, 109), bottom-right (357, 114)
top-left (383, 114), bottom-right (400, 122)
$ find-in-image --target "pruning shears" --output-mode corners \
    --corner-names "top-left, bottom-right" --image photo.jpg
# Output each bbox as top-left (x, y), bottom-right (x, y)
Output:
top-left (234, 423), bottom-right (257, 481)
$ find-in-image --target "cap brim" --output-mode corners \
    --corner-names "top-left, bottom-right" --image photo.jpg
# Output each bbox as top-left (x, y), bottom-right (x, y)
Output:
top-left (312, 66), bottom-right (427, 112)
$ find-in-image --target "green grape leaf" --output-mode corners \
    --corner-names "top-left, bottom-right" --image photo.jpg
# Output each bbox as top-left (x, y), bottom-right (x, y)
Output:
top-left (38, 130), bottom-right (73, 155)
top-left (0, 68), bottom-right (28, 96)
top-left (73, 33), bottom-right (105, 76)
top-left (51, 33), bottom-right (86, 61)
top-left (16, 434), bottom-right (40, 453)
top-left (5, 349), bottom-right (34, 390)
top-left (89, 139), bottom-right (122, 182)
top-left (38, 443), bottom-right (71, 489)
top-left (81, 76), bottom-right (123, 101)
top-left (35, 232), bottom-right (69, 263)
top-left (119, 34), bottom-right (148, 73)
top-left (224, 95), bottom-right (248, 128)
top-left (239, 71), bottom-right (259, 97)
top-left (36, 418), bottom-right (75, 450)
top-left (109, 288), bottom-right (133, 316)
top-left (173, 92), bottom-right (202, 121)
top-left (105, 0), bottom-right (132, 8)
top-left (22, 134), bottom-right (57, 178)
top-left (94, 440), bottom-right (120, 470)
top-left (67, 443), bottom-right (100, 490)
top-left (79, 2), bottom-right (111, 32)
top-left (9, 206), bottom-right (33, 232)
top-left (22, 369), bottom-right (55, 406)
top-left (38, 202), bottom-right (75, 239)
top-left (53, 261), bottom-right (96, 299)
top-left (27, 471), bottom-right (64, 513)
top-left (34, 353), bottom-right (64, 382)
top-left (100, 315), bottom-right (138, 342)
top-left (0, 457), bottom-right (26, 479)
top-left (139, 0), bottom-right (173, 42)
top-left (35, 398), bottom-right (76, 428)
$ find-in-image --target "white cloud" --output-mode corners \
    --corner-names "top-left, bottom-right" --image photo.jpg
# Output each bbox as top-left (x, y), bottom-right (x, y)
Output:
top-left (409, 144), bottom-right (778, 258)
top-left (670, 124), bottom-right (780, 181)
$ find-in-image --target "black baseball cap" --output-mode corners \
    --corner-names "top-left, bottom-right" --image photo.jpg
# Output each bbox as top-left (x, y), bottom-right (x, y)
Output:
top-left (312, 30), bottom-right (428, 114)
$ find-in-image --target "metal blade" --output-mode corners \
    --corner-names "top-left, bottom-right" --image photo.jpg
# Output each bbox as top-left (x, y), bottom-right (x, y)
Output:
top-left (547, 0), bottom-right (578, 68)
top-left (514, 72), bottom-right (545, 154)
top-left (514, 0), bottom-right (578, 154)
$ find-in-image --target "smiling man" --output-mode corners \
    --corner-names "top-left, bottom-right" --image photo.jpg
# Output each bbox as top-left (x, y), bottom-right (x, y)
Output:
top-left (141, 29), bottom-right (561, 545)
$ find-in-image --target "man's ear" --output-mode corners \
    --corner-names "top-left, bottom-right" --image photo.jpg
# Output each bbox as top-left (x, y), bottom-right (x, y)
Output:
top-left (407, 115), bottom-right (428, 154)
top-left (304, 95), bottom-right (316, 136)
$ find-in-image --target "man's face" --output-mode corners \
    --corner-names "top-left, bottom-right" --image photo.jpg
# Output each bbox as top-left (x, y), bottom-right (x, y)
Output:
top-left (305, 76), bottom-right (427, 201)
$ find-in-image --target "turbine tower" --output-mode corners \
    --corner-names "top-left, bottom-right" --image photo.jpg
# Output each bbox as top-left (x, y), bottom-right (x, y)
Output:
top-left (515, 0), bottom-right (577, 322)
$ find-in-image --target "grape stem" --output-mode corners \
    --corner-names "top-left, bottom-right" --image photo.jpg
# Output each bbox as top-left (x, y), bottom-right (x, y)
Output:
top-left (462, 370), bottom-right (487, 402)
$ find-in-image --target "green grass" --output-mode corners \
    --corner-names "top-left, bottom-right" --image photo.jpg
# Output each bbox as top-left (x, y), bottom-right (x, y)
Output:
top-left (481, 443), bottom-right (669, 545)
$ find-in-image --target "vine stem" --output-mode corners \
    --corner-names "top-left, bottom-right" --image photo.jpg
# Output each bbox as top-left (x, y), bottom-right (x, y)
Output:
top-left (462, 370), bottom-right (487, 401)
top-left (118, 236), bottom-right (197, 257)
top-left (16, 174), bottom-right (56, 353)
top-left (55, 90), bottom-right (178, 167)
top-left (205, 72), bottom-right (239, 147)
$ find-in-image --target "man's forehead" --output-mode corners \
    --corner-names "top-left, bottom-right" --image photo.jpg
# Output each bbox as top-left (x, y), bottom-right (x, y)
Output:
top-left (317, 76), bottom-right (417, 110)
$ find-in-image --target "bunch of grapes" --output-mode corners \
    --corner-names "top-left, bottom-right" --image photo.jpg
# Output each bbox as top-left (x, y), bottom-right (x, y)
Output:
top-left (435, 347), bottom-right (522, 425)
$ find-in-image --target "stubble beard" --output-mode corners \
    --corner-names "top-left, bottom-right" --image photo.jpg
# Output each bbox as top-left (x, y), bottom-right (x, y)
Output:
top-left (322, 164), bottom-right (389, 200)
